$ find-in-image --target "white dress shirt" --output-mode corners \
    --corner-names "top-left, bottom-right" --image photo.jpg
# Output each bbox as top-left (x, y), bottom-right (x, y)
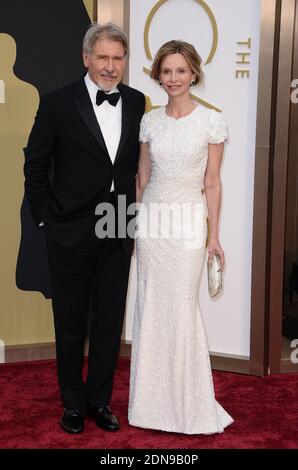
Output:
top-left (84, 73), bottom-right (122, 191)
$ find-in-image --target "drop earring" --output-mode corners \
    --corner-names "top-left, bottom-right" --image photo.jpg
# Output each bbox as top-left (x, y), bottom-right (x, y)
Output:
top-left (190, 79), bottom-right (195, 87)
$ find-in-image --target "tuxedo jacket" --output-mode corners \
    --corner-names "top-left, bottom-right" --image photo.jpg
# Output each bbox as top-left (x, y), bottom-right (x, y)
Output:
top-left (24, 77), bottom-right (145, 251)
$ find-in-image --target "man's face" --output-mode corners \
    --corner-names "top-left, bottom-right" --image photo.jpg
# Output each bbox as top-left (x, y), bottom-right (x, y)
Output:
top-left (83, 38), bottom-right (126, 91)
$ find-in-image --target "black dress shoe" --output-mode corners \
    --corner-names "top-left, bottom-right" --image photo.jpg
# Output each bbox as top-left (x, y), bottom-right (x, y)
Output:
top-left (60, 408), bottom-right (84, 434)
top-left (86, 405), bottom-right (120, 432)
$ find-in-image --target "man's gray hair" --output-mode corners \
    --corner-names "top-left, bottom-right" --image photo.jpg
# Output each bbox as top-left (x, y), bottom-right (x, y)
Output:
top-left (83, 22), bottom-right (128, 56)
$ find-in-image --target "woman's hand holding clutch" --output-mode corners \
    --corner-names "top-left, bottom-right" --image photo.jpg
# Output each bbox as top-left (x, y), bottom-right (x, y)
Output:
top-left (207, 238), bottom-right (224, 298)
top-left (207, 237), bottom-right (225, 271)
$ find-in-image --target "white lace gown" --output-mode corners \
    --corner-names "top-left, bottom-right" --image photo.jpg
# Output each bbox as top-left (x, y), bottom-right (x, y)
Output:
top-left (128, 105), bottom-right (234, 434)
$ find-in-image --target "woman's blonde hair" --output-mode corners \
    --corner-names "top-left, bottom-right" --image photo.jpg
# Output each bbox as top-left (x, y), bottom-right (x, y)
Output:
top-left (151, 40), bottom-right (203, 85)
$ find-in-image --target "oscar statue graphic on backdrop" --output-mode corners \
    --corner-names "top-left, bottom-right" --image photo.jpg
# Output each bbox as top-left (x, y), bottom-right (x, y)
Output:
top-left (0, 0), bottom-right (92, 299)
top-left (0, 33), bottom-right (41, 301)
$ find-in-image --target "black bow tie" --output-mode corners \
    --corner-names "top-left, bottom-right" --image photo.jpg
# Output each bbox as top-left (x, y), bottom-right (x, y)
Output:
top-left (96, 89), bottom-right (120, 107)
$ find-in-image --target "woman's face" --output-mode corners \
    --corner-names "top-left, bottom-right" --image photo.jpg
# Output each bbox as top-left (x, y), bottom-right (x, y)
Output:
top-left (159, 53), bottom-right (195, 98)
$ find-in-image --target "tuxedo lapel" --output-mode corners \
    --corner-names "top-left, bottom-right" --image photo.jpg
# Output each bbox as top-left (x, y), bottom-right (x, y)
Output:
top-left (74, 79), bottom-right (110, 163)
top-left (114, 84), bottom-right (134, 165)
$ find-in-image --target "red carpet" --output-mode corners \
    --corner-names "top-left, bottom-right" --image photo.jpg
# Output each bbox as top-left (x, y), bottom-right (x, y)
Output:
top-left (0, 357), bottom-right (297, 449)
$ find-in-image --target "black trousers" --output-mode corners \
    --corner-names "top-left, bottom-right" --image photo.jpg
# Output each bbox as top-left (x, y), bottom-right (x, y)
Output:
top-left (46, 195), bottom-right (131, 409)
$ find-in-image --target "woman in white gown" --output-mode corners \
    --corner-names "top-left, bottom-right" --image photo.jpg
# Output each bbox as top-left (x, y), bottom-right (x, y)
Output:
top-left (128, 40), bottom-right (234, 434)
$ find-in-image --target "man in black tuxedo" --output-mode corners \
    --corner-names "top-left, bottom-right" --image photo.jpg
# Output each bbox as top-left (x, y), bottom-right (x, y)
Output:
top-left (24, 23), bottom-right (145, 434)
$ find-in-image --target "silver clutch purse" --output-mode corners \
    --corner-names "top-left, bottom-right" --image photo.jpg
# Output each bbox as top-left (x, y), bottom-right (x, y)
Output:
top-left (207, 253), bottom-right (222, 298)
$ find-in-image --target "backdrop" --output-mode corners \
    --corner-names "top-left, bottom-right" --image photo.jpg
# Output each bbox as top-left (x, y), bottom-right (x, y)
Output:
top-left (125, 0), bottom-right (262, 358)
top-left (0, 0), bottom-right (94, 357)
top-left (0, 0), bottom-right (262, 361)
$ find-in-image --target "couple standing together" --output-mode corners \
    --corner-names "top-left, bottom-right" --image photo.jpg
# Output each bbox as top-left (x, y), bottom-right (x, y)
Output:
top-left (24, 22), bottom-right (233, 435)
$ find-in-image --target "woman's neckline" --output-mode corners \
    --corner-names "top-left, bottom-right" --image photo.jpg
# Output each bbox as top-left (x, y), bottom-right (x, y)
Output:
top-left (163, 103), bottom-right (200, 121)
